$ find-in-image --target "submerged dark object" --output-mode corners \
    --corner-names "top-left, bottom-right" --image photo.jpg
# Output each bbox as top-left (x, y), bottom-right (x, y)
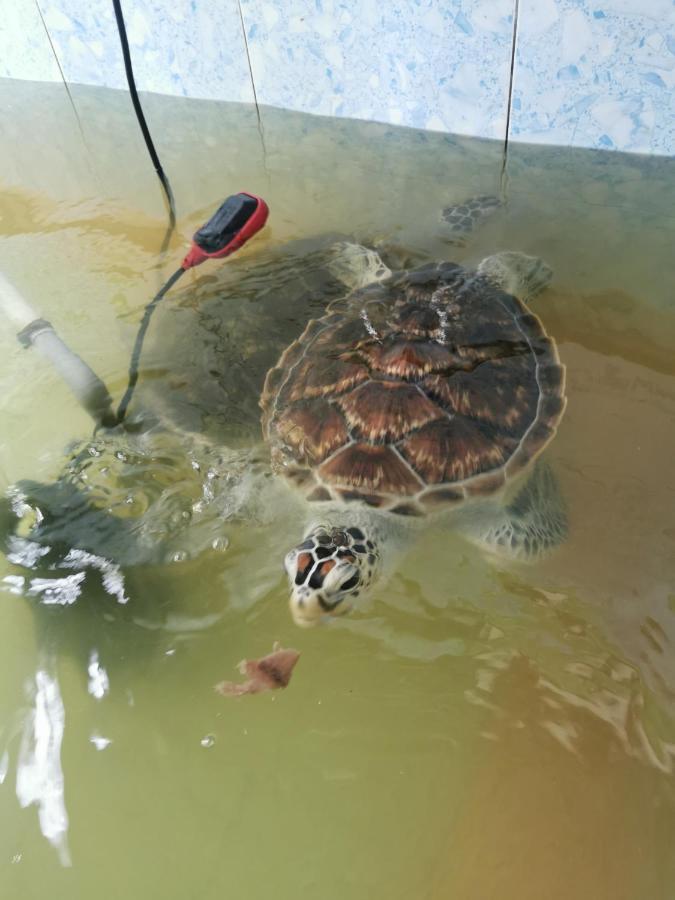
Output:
top-left (215, 643), bottom-right (300, 696)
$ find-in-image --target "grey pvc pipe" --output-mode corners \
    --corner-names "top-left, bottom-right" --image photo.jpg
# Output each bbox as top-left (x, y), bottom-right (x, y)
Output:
top-left (0, 271), bottom-right (116, 427)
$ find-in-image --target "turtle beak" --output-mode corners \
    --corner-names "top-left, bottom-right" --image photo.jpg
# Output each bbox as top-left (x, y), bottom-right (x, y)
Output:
top-left (288, 584), bottom-right (323, 628)
top-left (322, 560), bottom-right (359, 595)
top-left (288, 560), bottom-right (360, 627)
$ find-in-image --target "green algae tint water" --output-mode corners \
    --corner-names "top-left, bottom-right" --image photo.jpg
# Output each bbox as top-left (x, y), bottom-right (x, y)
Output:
top-left (0, 79), bottom-right (674, 899)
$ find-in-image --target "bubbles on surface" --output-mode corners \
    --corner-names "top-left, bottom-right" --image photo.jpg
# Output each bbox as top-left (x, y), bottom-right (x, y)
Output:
top-left (200, 734), bottom-right (216, 749)
top-left (166, 549), bottom-right (188, 564)
top-left (211, 536), bottom-right (229, 552)
top-left (89, 734), bottom-right (112, 751)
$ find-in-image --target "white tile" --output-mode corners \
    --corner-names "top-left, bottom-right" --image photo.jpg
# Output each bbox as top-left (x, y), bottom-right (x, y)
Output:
top-left (0, 0), bottom-right (62, 81)
top-left (510, 0), bottom-right (675, 155)
top-left (32, 0), bottom-right (256, 102)
top-left (1, 0), bottom-right (674, 155)
top-left (240, 0), bottom-right (515, 138)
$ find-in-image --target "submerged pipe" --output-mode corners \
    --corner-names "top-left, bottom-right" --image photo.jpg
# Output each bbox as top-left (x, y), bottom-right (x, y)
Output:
top-left (0, 271), bottom-right (116, 428)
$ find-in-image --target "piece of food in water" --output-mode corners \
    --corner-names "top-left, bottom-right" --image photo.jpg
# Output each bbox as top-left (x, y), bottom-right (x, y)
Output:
top-left (215, 642), bottom-right (300, 696)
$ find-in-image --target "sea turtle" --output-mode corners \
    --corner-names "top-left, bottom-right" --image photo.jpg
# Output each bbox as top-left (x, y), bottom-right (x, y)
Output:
top-left (260, 197), bottom-right (567, 626)
top-left (2, 197), bottom-right (567, 628)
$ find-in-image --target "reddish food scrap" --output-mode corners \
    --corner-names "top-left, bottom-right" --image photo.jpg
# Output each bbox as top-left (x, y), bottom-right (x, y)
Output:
top-left (215, 643), bottom-right (300, 697)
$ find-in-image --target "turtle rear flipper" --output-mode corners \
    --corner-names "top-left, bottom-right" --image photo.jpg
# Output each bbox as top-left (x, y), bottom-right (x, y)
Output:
top-left (463, 462), bottom-right (567, 561)
top-left (438, 195), bottom-right (502, 245)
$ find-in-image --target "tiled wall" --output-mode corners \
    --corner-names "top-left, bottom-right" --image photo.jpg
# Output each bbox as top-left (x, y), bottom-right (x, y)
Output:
top-left (1, 0), bottom-right (673, 155)
top-left (239, 0), bottom-right (515, 140)
top-left (511, 0), bottom-right (675, 155)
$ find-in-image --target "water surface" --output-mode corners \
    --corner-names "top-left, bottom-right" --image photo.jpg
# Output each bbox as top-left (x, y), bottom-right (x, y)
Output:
top-left (0, 80), bottom-right (675, 898)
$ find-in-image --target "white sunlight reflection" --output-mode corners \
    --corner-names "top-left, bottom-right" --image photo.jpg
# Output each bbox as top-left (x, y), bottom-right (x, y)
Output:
top-left (15, 668), bottom-right (71, 867)
top-left (87, 650), bottom-right (110, 700)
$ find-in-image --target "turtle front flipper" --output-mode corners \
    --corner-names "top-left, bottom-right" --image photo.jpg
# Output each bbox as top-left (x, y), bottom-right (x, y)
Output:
top-left (478, 251), bottom-right (553, 303)
top-left (327, 241), bottom-right (392, 291)
top-left (462, 462), bottom-right (567, 561)
top-left (438, 195), bottom-right (502, 245)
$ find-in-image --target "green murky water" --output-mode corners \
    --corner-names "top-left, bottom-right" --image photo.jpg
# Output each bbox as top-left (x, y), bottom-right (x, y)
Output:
top-left (1, 79), bottom-right (675, 898)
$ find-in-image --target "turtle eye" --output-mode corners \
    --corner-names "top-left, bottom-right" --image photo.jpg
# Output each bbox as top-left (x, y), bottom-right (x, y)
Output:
top-left (331, 529), bottom-right (349, 547)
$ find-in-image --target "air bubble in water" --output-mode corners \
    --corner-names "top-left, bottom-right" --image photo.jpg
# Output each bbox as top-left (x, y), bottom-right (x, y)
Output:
top-left (168, 550), bottom-right (188, 564)
top-left (200, 734), bottom-right (216, 749)
top-left (211, 536), bottom-right (229, 552)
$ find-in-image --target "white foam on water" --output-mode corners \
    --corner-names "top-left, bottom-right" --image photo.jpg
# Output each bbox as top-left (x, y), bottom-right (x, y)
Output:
top-left (87, 651), bottom-right (109, 700)
top-left (6, 536), bottom-right (50, 568)
top-left (89, 734), bottom-right (112, 751)
top-left (27, 573), bottom-right (85, 606)
top-left (360, 307), bottom-right (381, 340)
top-left (1, 575), bottom-right (25, 595)
top-left (430, 285), bottom-right (450, 343)
top-left (60, 549), bottom-right (129, 604)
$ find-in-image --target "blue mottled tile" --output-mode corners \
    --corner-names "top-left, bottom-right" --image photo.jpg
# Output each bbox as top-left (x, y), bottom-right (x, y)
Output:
top-left (0, 0), bottom-right (62, 81)
top-left (33, 0), bottom-right (255, 102)
top-left (511, 0), bottom-right (675, 155)
top-left (2, 0), bottom-right (675, 156)
top-left (239, 0), bottom-right (514, 138)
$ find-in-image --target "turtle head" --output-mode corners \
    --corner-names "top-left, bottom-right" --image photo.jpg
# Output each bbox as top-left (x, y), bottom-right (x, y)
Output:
top-left (284, 525), bottom-right (380, 626)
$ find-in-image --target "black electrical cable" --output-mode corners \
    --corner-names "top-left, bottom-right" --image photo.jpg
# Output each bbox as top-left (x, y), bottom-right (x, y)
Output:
top-left (111, 0), bottom-right (181, 424)
top-left (112, 0), bottom-right (176, 250)
top-left (115, 266), bottom-right (185, 423)
top-left (109, 6), bottom-right (268, 427)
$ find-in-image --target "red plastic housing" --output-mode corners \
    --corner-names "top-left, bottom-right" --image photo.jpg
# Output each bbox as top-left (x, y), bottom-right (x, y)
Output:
top-left (181, 192), bottom-right (269, 270)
